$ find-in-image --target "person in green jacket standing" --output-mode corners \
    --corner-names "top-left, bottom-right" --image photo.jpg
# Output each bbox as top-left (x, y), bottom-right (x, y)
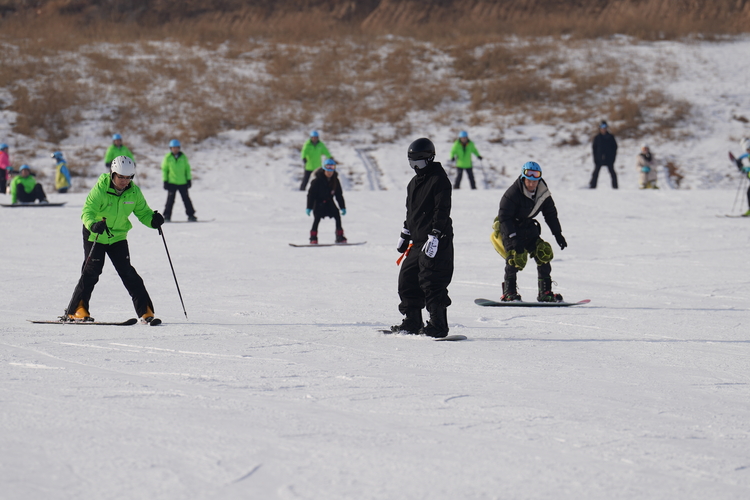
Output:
top-left (10, 164), bottom-right (48, 204)
top-left (104, 133), bottom-right (134, 170)
top-left (449, 130), bottom-right (482, 190)
top-left (299, 130), bottom-right (334, 191)
top-left (64, 156), bottom-right (164, 323)
top-left (162, 139), bottom-right (196, 222)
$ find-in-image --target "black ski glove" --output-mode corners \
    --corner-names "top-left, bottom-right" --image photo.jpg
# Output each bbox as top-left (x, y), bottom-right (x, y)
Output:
top-left (397, 228), bottom-right (411, 253)
top-left (555, 233), bottom-right (567, 250)
top-left (163, 182), bottom-right (169, 190)
top-left (477, 156), bottom-right (483, 160)
top-left (151, 211), bottom-right (164, 228)
top-left (186, 180), bottom-right (191, 189)
top-left (90, 220), bottom-right (108, 234)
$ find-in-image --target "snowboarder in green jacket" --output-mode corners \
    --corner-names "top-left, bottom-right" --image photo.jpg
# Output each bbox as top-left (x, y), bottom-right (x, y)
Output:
top-left (299, 130), bottom-right (334, 191)
top-left (10, 165), bottom-right (47, 204)
top-left (449, 131), bottom-right (482, 189)
top-left (161, 139), bottom-right (196, 222)
top-left (104, 133), bottom-right (134, 169)
top-left (64, 156), bottom-right (164, 324)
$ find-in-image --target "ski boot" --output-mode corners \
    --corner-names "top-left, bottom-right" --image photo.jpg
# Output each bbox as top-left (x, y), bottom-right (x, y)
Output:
top-left (537, 277), bottom-right (563, 302)
top-left (140, 306), bottom-right (156, 325)
top-left (309, 230), bottom-right (318, 244)
top-left (500, 278), bottom-right (522, 302)
top-left (65, 301), bottom-right (94, 322)
top-left (420, 308), bottom-right (448, 338)
top-left (335, 229), bottom-right (347, 244)
top-left (390, 310), bottom-right (423, 335)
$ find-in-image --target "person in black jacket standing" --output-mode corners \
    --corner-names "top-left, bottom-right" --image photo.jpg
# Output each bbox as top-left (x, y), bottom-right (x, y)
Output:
top-left (492, 161), bottom-right (567, 302)
top-left (391, 138), bottom-right (454, 338)
top-left (306, 159), bottom-right (346, 244)
top-left (589, 120), bottom-right (618, 189)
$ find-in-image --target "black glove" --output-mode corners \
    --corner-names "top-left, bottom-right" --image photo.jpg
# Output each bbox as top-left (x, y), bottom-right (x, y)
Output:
top-left (555, 233), bottom-right (567, 250)
top-left (151, 211), bottom-right (164, 228)
top-left (163, 181), bottom-right (169, 190)
top-left (397, 228), bottom-right (411, 253)
top-left (477, 156), bottom-right (483, 160)
top-left (90, 220), bottom-right (108, 234)
top-left (186, 180), bottom-right (191, 189)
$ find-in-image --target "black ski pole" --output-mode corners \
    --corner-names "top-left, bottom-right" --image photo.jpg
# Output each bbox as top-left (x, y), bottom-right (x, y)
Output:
top-left (158, 224), bottom-right (188, 320)
top-left (83, 218), bottom-right (106, 269)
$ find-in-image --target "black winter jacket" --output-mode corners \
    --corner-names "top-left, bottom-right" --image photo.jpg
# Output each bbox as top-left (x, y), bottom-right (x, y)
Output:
top-left (307, 169), bottom-right (345, 217)
top-left (403, 161), bottom-right (453, 244)
top-left (497, 177), bottom-right (562, 252)
top-left (592, 132), bottom-right (618, 166)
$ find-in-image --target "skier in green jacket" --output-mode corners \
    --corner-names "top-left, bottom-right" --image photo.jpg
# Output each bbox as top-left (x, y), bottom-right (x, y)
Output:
top-left (104, 133), bottom-right (134, 169)
top-left (161, 139), bottom-right (196, 222)
top-left (449, 130), bottom-right (482, 189)
top-left (10, 165), bottom-right (48, 204)
top-left (299, 130), bottom-right (334, 191)
top-left (64, 156), bottom-right (164, 324)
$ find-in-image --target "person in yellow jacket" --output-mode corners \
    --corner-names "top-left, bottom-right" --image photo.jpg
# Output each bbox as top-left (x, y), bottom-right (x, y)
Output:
top-left (449, 130), bottom-right (482, 189)
top-left (51, 151), bottom-right (72, 193)
top-left (299, 130), bottom-right (334, 191)
top-left (10, 165), bottom-right (48, 204)
top-left (63, 156), bottom-right (164, 323)
top-left (161, 139), bottom-right (197, 222)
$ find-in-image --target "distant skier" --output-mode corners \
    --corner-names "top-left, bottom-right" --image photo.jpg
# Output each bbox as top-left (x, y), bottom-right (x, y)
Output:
top-left (492, 161), bottom-right (567, 302)
top-left (636, 144), bottom-right (658, 189)
top-left (449, 130), bottom-right (482, 189)
top-left (104, 133), bottom-right (134, 170)
top-left (162, 139), bottom-right (197, 222)
top-left (589, 121), bottom-right (618, 189)
top-left (51, 151), bottom-right (72, 193)
top-left (63, 156), bottom-right (163, 324)
top-left (0, 143), bottom-right (9, 194)
top-left (300, 130), bottom-right (334, 191)
top-left (391, 138), bottom-right (454, 338)
top-left (306, 159), bottom-right (346, 244)
top-left (731, 138), bottom-right (750, 216)
top-left (10, 165), bottom-right (48, 204)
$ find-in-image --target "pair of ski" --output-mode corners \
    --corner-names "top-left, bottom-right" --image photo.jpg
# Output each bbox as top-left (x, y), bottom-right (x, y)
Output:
top-left (29, 318), bottom-right (162, 326)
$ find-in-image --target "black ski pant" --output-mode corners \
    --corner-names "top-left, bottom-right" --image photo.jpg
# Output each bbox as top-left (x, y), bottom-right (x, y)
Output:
top-left (0, 171), bottom-right (6, 194)
top-left (17, 184), bottom-right (47, 203)
top-left (300, 170), bottom-right (314, 191)
top-left (454, 168), bottom-right (476, 189)
top-left (311, 212), bottom-right (342, 232)
top-left (398, 236), bottom-right (454, 327)
top-left (164, 184), bottom-right (195, 220)
top-left (65, 226), bottom-right (154, 317)
top-left (589, 163), bottom-right (618, 189)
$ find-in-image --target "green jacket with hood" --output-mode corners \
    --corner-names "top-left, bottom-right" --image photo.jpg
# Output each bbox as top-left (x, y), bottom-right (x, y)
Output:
top-left (81, 173), bottom-right (156, 244)
top-left (161, 152), bottom-right (192, 185)
top-left (10, 175), bottom-right (38, 204)
top-left (450, 140), bottom-right (481, 169)
top-left (300, 139), bottom-right (331, 172)
top-left (104, 145), bottom-right (135, 166)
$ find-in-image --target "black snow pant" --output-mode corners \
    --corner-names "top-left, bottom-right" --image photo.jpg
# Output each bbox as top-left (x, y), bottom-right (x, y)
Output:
top-left (17, 184), bottom-right (47, 203)
top-left (300, 170), bottom-right (314, 191)
top-left (589, 163), bottom-right (618, 189)
top-left (398, 236), bottom-right (454, 329)
top-left (454, 168), bottom-right (476, 189)
top-left (311, 211), bottom-right (342, 232)
top-left (0, 170), bottom-right (6, 194)
top-left (65, 226), bottom-right (154, 317)
top-left (164, 183), bottom-right (195, 220)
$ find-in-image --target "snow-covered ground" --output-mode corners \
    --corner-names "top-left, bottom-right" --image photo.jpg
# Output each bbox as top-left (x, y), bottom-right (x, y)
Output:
top-left (2, 37), bottom-right (750, 499)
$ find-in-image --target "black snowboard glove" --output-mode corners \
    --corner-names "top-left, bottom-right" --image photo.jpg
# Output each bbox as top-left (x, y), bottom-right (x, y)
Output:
top-left (186, 180), bottom-right (191, 189)
top-left (397, 228), bottom-right (411, 253)
top-left (90, 220), bottom-right (108, 234)
top-left (151, 211), bottom-right (165, 228)
top-left (555, 233), bottom-right (567, 250)
top-left (163, 181), bottom-right (169, 190)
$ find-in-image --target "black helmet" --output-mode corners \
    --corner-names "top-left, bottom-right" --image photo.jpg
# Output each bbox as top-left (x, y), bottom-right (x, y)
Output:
top-left (407, 138), bottom-right (435, 170)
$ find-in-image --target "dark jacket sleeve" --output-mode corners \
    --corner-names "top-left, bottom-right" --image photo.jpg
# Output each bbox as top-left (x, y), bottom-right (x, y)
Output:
top-left (334, 179), bottom-right (345, 209)
top-left (430, 175), bottom-right (452, 234)
top-left (498, 187), bottom-right (521, 250)
top-left (541, 197), bottom-right (563, 236)
top-left (306, 179), bottom-right (316, 210)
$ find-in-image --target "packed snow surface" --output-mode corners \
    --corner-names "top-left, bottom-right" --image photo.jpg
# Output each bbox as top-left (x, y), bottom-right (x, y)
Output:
top-left (2, 37), bottom-right (750, 499)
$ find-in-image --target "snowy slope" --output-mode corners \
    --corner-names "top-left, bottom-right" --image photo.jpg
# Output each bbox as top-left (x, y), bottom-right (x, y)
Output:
top-left (1, 37), bottom-right (750, 500)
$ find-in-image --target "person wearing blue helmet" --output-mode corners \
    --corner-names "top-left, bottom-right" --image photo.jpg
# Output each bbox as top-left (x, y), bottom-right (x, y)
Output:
top-left (0, 143), bottom-right (9, 194)
top-left (491, 161), bottom-right (567, 302)
top-left (104, 133), bottom-right (134, 169)
top-left (305, 158), bottom-right (347, 244)
top-left (10, 164), bottom-right (48, 204)
top-left (449, 130), bottom-right (482, 189)
top-left (299, 130), bottom-right (334, 190)
top-left (161, 139), bottom-right (197, 222)
top-left (51, 151), bottom-right (72, 193)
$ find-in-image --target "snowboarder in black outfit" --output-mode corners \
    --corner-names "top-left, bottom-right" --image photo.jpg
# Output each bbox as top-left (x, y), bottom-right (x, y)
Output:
top-left (589, 120), bottom-right (618, 189)
top-left (391, 138), bottom-right (454, 338)
top-left (306, 159), bottom-right (347, 244)
top-left (492, 161), bottom-right (567, 302)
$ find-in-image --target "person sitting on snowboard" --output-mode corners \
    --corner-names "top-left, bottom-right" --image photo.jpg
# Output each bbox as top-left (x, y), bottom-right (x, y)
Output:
top-left (10, 164), bottom-right (48, 204)
top-left (491, 161), bottom-right (567, 302)
top-left (306, 158), bottom-right (346, 244)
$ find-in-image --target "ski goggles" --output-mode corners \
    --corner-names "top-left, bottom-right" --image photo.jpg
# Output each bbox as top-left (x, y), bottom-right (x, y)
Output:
top-left (112, 173), bottom-right (135, 180)
top-left (408, 158), bottom-right (430, 170)
top-left (323, 163), bottom-right (337, 172)
top-left (522, 168), bottom-right (542, 179)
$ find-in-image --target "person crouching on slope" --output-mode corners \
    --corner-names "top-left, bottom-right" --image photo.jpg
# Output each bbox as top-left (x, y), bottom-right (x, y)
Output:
top-left (491, 161), bottom-right (567, 302)
top-left (306, 159), bottom-right (347, 244)
top-left (63, 156), bottom-right (164, 324)
top-left (10, 164), bottom-right (48, 204)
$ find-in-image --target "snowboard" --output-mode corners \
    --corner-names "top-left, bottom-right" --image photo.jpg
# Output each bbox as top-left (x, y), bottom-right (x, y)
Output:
top-left (378, 330), bottom-right (467, 341)
top-left (166, 219), bottom-right (215, 223)
top-left (474, 298), bottom-right (591, 307)
top-left (717, 214), bottom-right (749, 218)
top-left (289, 242), bottom-right (366, 247)
top-left (29, 318), bottom-right (138, 326)
top-left (1, 202), bottom-right (67, 207)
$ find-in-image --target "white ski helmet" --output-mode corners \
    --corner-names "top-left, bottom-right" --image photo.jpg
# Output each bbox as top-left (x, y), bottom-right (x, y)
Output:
top-left (111, 156), bottom-right (136, 177)
top-left (741, 138), bottom-right (750, 152)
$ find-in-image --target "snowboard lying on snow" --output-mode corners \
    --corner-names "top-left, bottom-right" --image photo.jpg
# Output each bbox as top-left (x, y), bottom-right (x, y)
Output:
top-left (474, 298), bottom-right (591, 307)
top-left (289, 242), bottom-right (366, 247)
top-left (1, 202), bottom-right (66, 207)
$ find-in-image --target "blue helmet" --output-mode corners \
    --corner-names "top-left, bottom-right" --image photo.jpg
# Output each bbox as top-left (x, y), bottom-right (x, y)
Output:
top-left (19, 164), bottom-right (30, 171)
top-left (458, 130), bottom-right (468, 139)
top-left (521, 161), bottom-right (542, 181)
top-left (310, 130), bottom-right (319, 138)
top-left (112, 133), bottom-right (122, 141)
top-left (323, 158), bottom-right (337, 171)
top-left (51, 151), bottom-right (64, 160)
top-left (0, 143), bottom-right (8, 150)
top-left (169, 139), bottom-right (181, 148)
